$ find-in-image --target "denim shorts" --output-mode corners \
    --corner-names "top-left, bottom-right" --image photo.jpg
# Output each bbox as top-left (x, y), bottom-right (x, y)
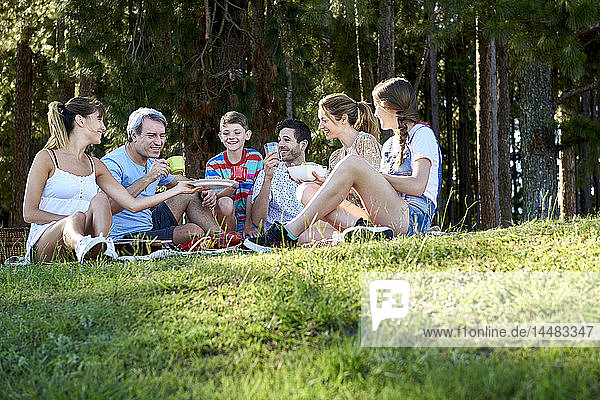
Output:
top-left (122, 202), bottom-right (178, 241)
top-left (405, 195), bottom-right (436, 236)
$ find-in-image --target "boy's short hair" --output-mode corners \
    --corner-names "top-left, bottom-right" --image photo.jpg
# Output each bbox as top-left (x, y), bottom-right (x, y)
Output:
top-left (220, 111), bottom-right (249, 131)
top-left (275, 119), bottom-right (312, 153)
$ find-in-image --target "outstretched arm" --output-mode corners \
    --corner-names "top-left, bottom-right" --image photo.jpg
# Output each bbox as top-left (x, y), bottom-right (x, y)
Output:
top-left (95, 159), bottom-right (202, 213)
top-left (106, 158), bottom-right (172, 214)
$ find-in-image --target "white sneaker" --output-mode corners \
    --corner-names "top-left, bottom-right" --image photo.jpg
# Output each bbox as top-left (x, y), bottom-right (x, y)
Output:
top-left (103, 237), bottom-right (119, 259)
top-left (75, 236), bottom-right (107, 263)
top-left (342, 225), bottom-right (395, 242)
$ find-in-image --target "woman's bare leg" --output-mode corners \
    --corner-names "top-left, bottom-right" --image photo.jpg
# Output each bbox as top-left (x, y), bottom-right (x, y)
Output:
top-left (298, 182), bottom-right (369, 231)
top-left (84, 193), bottom-right (112, 237)
top-left (285, 155), bottom-right (409, 237)
top-left (34, 194), bottom-right (114, 262)
top-left (298, 220), bottom-right (337, 244)
top-left (34, 212), bottom-right (87, 262)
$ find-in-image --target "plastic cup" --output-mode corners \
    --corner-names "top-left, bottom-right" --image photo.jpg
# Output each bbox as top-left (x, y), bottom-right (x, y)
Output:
top-left (264, 142), bottom-right (279, 159)
top-left (167, 156), bottom-right (185, 175)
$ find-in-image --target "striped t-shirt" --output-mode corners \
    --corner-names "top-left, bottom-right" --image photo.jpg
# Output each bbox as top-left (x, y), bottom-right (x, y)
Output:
top-left (205, 148), bottom-right (263, 232)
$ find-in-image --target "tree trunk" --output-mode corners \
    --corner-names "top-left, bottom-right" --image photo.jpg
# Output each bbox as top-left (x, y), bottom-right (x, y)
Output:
top-left (12, 35), bottom-right (33, 227)
top-left (497, 42), bottom-right (512, 225)
top-left (56, 20), bottom-right (75, 102)
top-left (444, 66), bottom-right (454, 225)
top-left (596, 93), bottom-right (600, 213)
top-left (578, 142), bottom-right (592, 215)
top-left (377, 0), bottom-right (395, 81)
top-left (457, 76), bottom-right (472, 226)
top-left (79, 74), bottom-right (94, 97)
top-left (476, 24), bottom-right (497, 229)
top-left (183, 119), bottom-right (212, 178)
top-left (561, 91), bottom-right (584, 219)
top-left (428, 25), bottom-right (442, 223)
top-left (428, 33), bottom-right (440, 136)
top-left (285, 60), bottom-right (293, 119)
top-left (559, 144), bottom-right (576, 219)
top-left (594, 174), bottom-right (600, 213)
top-left (490, 39), bottom-right (500, 225)
top-left (510, 113), bottom-right (519, 217)
top-left (579, 92), bottom-right (592, 215)
top-left (353, 0), bottom-right (364, 100)
top-left (250, 0), bottom-right (280, 145)
top-left (519, 62), bottom-right (557, 219)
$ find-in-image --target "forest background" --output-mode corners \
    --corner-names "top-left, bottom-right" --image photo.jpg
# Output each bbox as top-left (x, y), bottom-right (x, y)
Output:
top-left (1, 0), bottom-right (599, 231)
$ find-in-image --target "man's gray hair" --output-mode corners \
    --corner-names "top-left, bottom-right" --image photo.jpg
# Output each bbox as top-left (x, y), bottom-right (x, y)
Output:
top-left (126, 107), bottom-right (167, 142)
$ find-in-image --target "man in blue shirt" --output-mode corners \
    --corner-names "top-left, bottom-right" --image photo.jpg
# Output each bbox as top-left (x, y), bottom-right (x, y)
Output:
top-left (102, 108), bottom-right (221, 244)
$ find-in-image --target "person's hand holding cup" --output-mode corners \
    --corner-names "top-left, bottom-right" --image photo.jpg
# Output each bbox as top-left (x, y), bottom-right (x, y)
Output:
top-left (264, 142), bottom-right (279, 159)
top-left (263, 142), bottom-right (280, 179)
top-left (167, 155), bottom-right (185, 175)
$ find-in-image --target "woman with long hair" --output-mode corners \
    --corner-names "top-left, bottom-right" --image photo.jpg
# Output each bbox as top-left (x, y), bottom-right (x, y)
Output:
top-left (298, 93), bottom-right (382, 216)
top-left (318, 93), bottom-right (381, 170)
top-left (245, 78), bottom-right (441, 251)
top-left (23, 97), bottom-right (201, 263)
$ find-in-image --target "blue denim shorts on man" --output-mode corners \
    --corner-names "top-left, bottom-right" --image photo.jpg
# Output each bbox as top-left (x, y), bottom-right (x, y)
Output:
top-left (404, 194), bottom-right (436, 236)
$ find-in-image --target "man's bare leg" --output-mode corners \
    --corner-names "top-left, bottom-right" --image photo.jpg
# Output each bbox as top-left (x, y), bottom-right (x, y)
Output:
top-left (164, 193), bottom-right (221, 240)
top-left (172, 223), bottom-right (203, 244)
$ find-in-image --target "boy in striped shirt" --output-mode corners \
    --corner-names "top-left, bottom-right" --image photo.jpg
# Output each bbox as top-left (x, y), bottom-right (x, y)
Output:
top-left (205, 111), bottom-right (263, 236)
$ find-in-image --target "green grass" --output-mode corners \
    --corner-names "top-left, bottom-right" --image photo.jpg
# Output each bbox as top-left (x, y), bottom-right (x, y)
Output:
top-left (2, 218), bottom-right (600, 399)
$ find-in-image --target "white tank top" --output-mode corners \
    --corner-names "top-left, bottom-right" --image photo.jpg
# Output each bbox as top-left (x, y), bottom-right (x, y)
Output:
top-left (25, 149), bottom-right (99, 262)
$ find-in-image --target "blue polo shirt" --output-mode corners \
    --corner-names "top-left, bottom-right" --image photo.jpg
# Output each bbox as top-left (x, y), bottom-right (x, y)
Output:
top-left (101, 145), bottom-right (174, 239)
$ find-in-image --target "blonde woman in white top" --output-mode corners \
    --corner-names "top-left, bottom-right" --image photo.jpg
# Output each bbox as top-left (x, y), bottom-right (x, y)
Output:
top-left (23, 97), bottom-right (201, 263)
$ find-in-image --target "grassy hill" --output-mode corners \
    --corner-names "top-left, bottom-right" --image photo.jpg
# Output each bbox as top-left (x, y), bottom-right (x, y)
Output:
top-left (2, 218), bottom-right (600, 399)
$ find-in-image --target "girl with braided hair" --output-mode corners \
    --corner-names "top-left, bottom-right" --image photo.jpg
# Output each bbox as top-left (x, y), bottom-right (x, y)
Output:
top-left (245, 78), bottom-right (441, 252)
top-left (23, 97), bottom-right (202, 263)
top-left (373, 77), bottom-right (441, 234)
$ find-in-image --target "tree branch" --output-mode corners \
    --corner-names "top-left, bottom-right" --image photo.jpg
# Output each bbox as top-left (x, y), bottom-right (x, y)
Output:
top-left (557, 136), bottom-right (589, 151)
top-left (555, 81), bottom-right (600, 108)
top-left (577, 26), bottom-right (600, 39)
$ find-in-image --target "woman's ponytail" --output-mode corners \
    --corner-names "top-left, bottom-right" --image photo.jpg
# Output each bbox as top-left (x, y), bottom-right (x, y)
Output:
top-left (45, 101), bottom-right (71, 150)
top-left (320, 93), bottom-right (381, 141)
top-left (392, 113), bottom-right (411, 169)
top-left (354, 100), bottom-right (381, 141)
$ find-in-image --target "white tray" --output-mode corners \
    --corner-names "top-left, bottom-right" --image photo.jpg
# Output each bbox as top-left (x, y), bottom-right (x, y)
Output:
top-left (189, 179), bottom-right (238, 189)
